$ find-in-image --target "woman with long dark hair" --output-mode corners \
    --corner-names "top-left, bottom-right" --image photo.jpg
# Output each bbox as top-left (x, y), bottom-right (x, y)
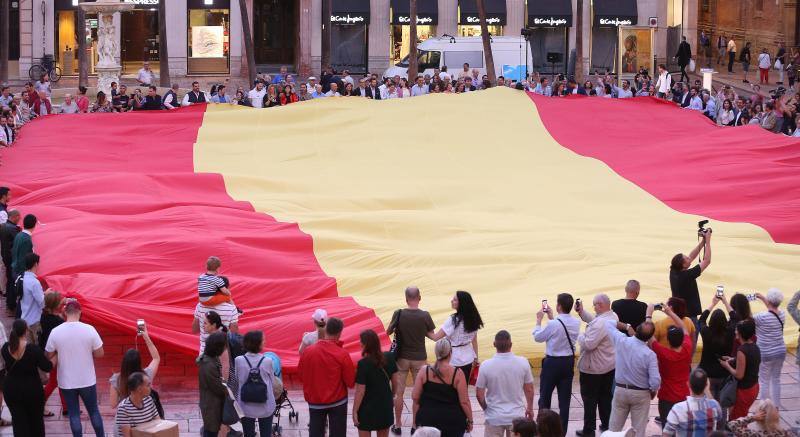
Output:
top-left (1, 319), bottom-right (52, 437)
top-left (412, 338), bottom-right (472, 437)
top-left (537, 409), bottom-right (563, 437)
top-left (433, 291), bottom-right (483, 380)
top-left (720, 320), bottom-right (760, 420)
top-left (352, 329), bottom-right (396, 436)
top-left (729, 293), bottom-right (754, 355)
top-left (109, 323), bottom-right (161, 411)
top-left (199, 331), bottom-right (229, 437)
top-left (698, 295), bottom-right (735, 426)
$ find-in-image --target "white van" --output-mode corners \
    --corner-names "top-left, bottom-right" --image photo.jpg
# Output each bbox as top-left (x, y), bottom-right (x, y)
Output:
top-left (383, 36), bottom-right (533, 81)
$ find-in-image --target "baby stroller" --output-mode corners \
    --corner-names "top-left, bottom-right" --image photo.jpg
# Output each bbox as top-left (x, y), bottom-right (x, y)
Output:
top-left (264, 352), bottom-right (298, 436)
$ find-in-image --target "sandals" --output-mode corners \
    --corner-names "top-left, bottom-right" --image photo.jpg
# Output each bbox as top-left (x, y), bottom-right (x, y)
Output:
top-left (0, 419), bottom-right (11, 427)
top-left (43, 410), bottom-right (55, 417)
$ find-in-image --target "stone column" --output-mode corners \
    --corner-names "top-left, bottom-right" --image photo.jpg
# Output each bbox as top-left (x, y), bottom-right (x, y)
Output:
top-left (229, 0), bottom-right (243, 77)
top-left (368, 0), bottom-right (390, 73)
top-left (19, 0), bottom-right (33, 78)
top-left (311, 0), bottom-right (321, 74)
top-left (506, 0), bottom-right (524, 36)
top-left (439, 0), bottom-right (458, 37)
top-left (165, 0), bottom-right (187, 78)
top-left (684, 0), bottom-right (698, 49)
top-left (299, 0), bottom-right (313, 76)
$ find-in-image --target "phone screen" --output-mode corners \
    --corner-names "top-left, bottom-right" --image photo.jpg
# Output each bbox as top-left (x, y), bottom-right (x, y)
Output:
top-left (716, 285), bottom-right (724, 297)
top-left (542, 299), bottom-right (549, 310)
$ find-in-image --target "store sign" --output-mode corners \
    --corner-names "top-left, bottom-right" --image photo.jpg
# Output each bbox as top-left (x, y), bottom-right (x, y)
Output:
top-left (397, 15), bottom-right (434, 24)
top-left (532, 17), bottom-right (569, 26)
top-left (598, 17), bottom-right (633, 26)
top-left (331, 14), bottom-right (367, 24)
top-left (465, 16), bottom-right (502, 24)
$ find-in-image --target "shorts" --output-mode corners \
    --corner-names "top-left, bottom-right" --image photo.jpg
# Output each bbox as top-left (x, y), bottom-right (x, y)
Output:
top-left (485, 423), bottom-right (513, 437)
top-left (201, 293), bottom-right (232, 306)
top-left (395, 358), bottom-right (426, 391)
top-left (743, 62), bottom-right (750, 72)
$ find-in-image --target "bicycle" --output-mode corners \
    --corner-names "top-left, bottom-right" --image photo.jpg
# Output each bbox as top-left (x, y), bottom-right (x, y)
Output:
top-left (28, 55), bottom-right (62, 83)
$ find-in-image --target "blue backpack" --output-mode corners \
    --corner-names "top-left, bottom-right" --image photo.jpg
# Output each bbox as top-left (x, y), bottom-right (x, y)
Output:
top-left (240, 356), bottom-right (268, 403)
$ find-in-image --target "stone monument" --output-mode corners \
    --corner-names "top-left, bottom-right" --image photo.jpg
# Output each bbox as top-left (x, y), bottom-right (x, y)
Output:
top-left (79, 0), bottom-right (135, 97)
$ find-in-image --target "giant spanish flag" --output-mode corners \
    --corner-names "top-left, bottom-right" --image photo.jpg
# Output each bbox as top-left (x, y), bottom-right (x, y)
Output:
top-left (4, 88), bottom-right (799, 373)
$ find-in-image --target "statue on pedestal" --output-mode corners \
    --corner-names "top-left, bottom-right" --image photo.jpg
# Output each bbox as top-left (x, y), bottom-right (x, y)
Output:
top-left (96, 14), bottom-right (118, 68)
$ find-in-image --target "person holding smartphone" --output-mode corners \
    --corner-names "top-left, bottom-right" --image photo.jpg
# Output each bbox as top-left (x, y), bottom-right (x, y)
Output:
top-left (669, 227), bottom-right (712, 335)
top-left (533, 293), bottom-right (580, 434)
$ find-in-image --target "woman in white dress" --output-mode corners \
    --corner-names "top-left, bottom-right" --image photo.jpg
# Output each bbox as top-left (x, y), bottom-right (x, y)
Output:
top-left (431, 291), bottom-right (484, 382)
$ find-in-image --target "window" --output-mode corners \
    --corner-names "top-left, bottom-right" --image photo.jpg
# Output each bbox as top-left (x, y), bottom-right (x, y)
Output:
top-left (444, 50), bottom-right (484, 69)
top-left (418, 50), bottom-right (441, 70)
top-left (187, 8), bottom-right (230, 74)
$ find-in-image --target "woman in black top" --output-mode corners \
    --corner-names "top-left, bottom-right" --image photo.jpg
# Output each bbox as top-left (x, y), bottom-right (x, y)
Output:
top-left (719, 319), bottom-right (761, 420)
top-left (412, 338), bottom-right (472, 437)
top-left (1, 319), bottom-right (53, 437)
top-left (729, 293), bottom-right (754, 354)
top-left (698, 296), bottom-right (735, 426)
top-left (352, 329), bottom-right (397, 435)
top-left (40, 291), bottom-right (65, 416)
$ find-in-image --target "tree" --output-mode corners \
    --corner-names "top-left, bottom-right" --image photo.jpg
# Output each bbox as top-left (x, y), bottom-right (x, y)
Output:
top-left (239, 0), bottom-right (256, 85)
top-left (574, 0), bottom-right (583, 83)
top-left (476, 0), bottom-right (496, 84)
top-left (407, 0), bottom-right (418, 81)
top-left (321, 0), bottom-right (331, 70)
top-left (158, 0), bottom-right (170, 87)
top-left (77, 6), bottom-right (88, 87)
top-left (0, 0), bottom-right (8, 83)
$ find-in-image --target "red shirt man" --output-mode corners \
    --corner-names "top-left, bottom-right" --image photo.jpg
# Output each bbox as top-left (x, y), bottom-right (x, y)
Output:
top-left (298, 317), bottom-right (355, 437)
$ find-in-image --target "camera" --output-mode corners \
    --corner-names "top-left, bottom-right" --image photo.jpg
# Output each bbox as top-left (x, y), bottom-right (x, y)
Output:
top-left (746, 293), bottom-right (757, 302)
top-left (716, 285), bottom-right (724, 297)
top-left (698, 220), bottom-right (712, 235)
top-left (137, 319), bottom-right (145, 335)
top-left (653, 303), bottom-right (664, 311)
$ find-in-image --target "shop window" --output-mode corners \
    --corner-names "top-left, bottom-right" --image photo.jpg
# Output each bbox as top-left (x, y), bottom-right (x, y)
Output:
top-left (458, 25), bottom-right (504, 37)
top-left (331, 24), bottom-right (368, 74)
top-left (55, 10), bottom-right (99, 75)
top-left (187, 8), bottom-right (230, 74)
top-left (391, 25), bottom-right (437, 63)
top-left (590, 27), bottom-right (618, 74)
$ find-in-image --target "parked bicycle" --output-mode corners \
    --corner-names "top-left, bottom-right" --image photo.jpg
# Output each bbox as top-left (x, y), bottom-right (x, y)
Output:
top-left (29, 55), bottom-right (62, 83)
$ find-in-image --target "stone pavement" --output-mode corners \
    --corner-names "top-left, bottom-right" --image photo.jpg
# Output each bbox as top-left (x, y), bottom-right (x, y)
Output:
top-left (687, 51), bottom-right (792, 98)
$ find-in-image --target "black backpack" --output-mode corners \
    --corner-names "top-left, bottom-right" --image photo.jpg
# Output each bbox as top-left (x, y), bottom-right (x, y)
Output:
top-left (240, 356), bottom-right (268, 403)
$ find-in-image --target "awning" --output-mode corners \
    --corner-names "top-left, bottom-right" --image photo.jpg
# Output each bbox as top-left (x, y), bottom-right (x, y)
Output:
top-left (391, 0), bottom-right (439, 25)
top-left (458, 0), bottom-right (507, 26)
top-left (528, 0), bottom-right (573, 27)
top-left (331, 0), bottom-right (370, 25)
top-left (593, 0), bottom-right (638, 27)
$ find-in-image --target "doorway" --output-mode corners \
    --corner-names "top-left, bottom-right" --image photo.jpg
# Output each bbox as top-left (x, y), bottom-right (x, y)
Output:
top-left (253, 0), bottom-right (297, 68)
top-left (121, 10), bottom-right (160, 74)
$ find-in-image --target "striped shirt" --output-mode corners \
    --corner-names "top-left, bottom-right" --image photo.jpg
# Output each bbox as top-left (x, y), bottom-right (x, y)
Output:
top-left (197, 273), bottom-right (226, 302)
top-left (663, 395), bottom-right (722, 436)
top-left (753, 310), bottom-right (787, 359)
top-left (194, 302), bottom-right (239, 353)
top-left (114, 395), bottom-right (158, 437)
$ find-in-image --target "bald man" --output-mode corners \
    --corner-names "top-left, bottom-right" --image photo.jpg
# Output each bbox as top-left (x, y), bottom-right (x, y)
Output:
top-left (575, 294), bottom-right (619, 436)
top-left (611, 279), bottom-right (647, 334)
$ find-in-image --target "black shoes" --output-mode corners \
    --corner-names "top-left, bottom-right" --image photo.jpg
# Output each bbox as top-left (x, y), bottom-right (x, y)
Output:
top-left (391, 426), bottom-right (401, 435)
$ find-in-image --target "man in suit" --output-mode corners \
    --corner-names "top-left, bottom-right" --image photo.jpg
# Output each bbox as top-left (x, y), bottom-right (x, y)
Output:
top-left (10, 213), bottom-right (35, 314)
top-left (364, 78), bottom-right (382, 100)
top-left (353, 78), bottom-right (369, 97)
top-left (733, 98), bottom-right (750, 125)
top-left (143, 86), bottom-right (163, 110)
top-left (1, 209), bottom-right (20, 309)
top-left (675, 36), bottom-right (692, 83)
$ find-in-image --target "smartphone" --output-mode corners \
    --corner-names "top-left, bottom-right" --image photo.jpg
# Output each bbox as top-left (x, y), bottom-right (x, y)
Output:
top-left (716, 285), bottom-right (724, 297)
top-left (575, 298), bottom-right (582, 306)
top-left (747, 293), bottom-right (757, 302)
top-left (654, 303), bottom-right (664, 311)
top-left (542, 299), bottom-right (549, 311)
top-left (137, 319), bottom-right (145, 335)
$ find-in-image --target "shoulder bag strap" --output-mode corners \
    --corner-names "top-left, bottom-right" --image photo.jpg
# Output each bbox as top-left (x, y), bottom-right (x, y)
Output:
top-left (769, 310), bottom-right (785, 329)
top-left (556, 318), bottom-right (575, 356)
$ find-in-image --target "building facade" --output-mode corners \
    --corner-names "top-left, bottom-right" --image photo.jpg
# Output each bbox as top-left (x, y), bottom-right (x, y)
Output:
top-left (6, 0), bottom-right (695, 82)
top-left (697, 0), bottom-right (798, 59)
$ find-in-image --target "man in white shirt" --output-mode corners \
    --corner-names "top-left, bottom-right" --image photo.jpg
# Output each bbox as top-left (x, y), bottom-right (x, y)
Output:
top-left (248, 82), bottom-right (267, 108)
top-left (0, 86), bottom-right (12, 108)
top-left (307, 76), bottom-right (318, 94)
top-left (137, 62), bottom-right (156, 86)
top-left (324, 82), bottom-right (341, 97)
top-left (476, 330), bottom-right (535, 437)
top-left (613, 80), bottom-right (634, 99)
top-left (574, 294), bottom-right (618, 437)
top-left (686, 87), bottom-right (704, 111)
top-left (458, 63), bottom-right (471, 80)
top-left (341, 70), bottom-right (355, 87)
top-left (378, 78), bottom-right (391, 99)
top-left (45, 299), bottom-right (105, 437)
top-left (0, 120), bottom-right (7, 147)
top-left (192, 301), bottom-right (240, 353)
top-left (411, 76), bottom-right (428, 96)
top-left (533, 293), bottom-right (580, 433)
top-left (162, 83), bottom-right (181, 110)
top-left (181, 81), bottom-right (207, 106)
top-left (655, 64), bottom-right (672, 98)
top-left (439, 66), bottom-right (452, 83)
top-left (60, 94), bottom-right (81, 114)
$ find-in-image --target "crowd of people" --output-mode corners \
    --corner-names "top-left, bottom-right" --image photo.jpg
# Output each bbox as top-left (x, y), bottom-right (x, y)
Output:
top-left (0, 182), bottom-right (798, 437)
top-left (2, 55), bottom-right (800, 147)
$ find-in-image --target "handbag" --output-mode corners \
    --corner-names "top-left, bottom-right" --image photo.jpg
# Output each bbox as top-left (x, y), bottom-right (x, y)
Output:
top-left (775, 59), bottom-right (783, 70)
top-left (719, 375), bottom-right (737, 408)
top-left (389, 309), bottom-right (402, 358)
top-left (221, 382), bottom-right (242, 426)
top-left (689, 59), bottom-right (696, 72)
top-left (468, 362), bottom-right (480, 386)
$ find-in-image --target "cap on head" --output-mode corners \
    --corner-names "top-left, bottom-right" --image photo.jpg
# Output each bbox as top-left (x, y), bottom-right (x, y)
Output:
top-left (312, 308), bottom-right (328, 324)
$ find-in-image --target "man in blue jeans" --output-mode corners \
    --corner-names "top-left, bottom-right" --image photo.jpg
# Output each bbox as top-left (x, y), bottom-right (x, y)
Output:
top-left (45, 299), bottom-right (105, 437)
